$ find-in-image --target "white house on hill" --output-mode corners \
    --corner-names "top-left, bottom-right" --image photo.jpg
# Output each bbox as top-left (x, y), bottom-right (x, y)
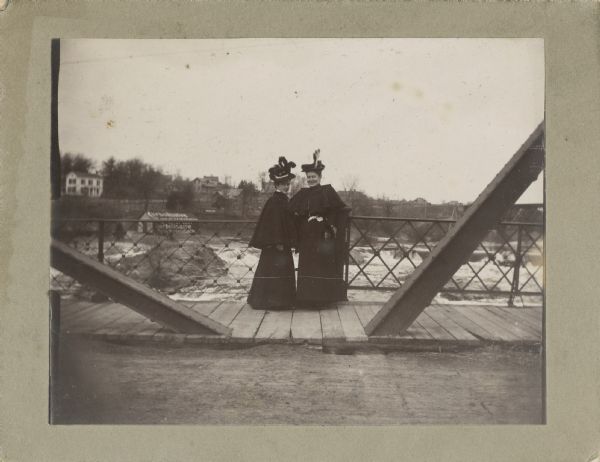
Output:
top-left (64, 171), bottom-right (104, 197)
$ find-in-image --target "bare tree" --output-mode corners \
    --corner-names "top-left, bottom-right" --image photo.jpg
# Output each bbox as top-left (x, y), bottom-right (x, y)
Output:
top-left (238, 180), bottom-right (259, 217)
top-left (341, 175), bottom-right (360, 192)
top-left (379, 195), bottom-right (394, 217)
top-left (341, 175), bottom-right (360, 212)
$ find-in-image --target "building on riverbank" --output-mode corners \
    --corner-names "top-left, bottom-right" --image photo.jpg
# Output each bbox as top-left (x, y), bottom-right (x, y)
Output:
top-left (137, 211), bottom-right (193, 234)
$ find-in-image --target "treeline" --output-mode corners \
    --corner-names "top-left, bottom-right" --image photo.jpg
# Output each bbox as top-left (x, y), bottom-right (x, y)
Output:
top-left (61, 153), bottom-right (191, 208)
top-left (59, 153), bottom-right (462, 217)
top-left (59, 152), bottom-right (265, 214)
top-left (62, 153), bottom-right (169, 196)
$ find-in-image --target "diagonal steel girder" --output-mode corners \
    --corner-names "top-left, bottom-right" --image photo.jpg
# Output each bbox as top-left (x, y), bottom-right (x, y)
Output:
top-left (51, 240), bottom-right (232, 335)
top-left (365, 121), bottom-right (545, 336)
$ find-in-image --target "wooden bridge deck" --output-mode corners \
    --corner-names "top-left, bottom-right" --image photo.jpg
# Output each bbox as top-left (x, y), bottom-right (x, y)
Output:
top-left (57, 298), bottom-right (543, 349)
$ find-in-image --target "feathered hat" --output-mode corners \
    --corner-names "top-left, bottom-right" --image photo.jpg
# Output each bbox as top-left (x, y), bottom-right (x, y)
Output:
top-left (301, 149), bottom-right (325, 173)
top-left (268, 156), bottom-right (296, 182)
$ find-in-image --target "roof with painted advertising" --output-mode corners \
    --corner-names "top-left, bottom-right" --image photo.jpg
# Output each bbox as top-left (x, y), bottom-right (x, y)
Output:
top-left (138, 212), bottom-right (192, 221)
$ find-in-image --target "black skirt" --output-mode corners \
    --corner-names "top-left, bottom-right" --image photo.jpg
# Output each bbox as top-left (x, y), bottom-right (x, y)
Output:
top-left (247, 247), bottom-right (296, 310)
top-left (295, 220), bottom-right (343, 308)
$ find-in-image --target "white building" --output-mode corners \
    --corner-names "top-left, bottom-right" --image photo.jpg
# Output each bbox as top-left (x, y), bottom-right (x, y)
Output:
top-left (64, 171), bottom-right (104, 197)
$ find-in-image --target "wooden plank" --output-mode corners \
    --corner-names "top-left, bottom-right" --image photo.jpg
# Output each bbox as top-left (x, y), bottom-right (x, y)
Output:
top-left (67, 303), bottom-right (128, 329)
top-left (416, 312), bottom-right (455, 341)
top-left (519, 309), bottom-right (543, 329)
top-left (513, 307), bottom-right (543, 335)
top-left (153, 327), bottom-right (176, 336)
top-left (369, 304), bottom-right (384, 317)
top-left (112, 317), bottom-right (150, 335)
top-left (94, 308), bottom-right (148, 335)
top-left (487, 306), bottom-right (541, 335)
top-left (478, 307), bottom-right (540, 340)
top-left (320, 309), bottom-right (345, 341)
top-left (526, 306), bottom-right (543, 318)
top-left (89, 305), bottom-right (134, 331)
top-left (61, 302), bottom-right (112, 330)
top-left (357, 304), bottom-right (414, 339)
top-left (60, 300), bottom-right (106, 323)
top-left (255, 310), bottom-right (293, 340)
top-left (404, 319), bottom-right (434, 339)
top-left (291, 310), bottom-right (323, 342)
top-left (366, 123), bottom-right (545, 335)
top-left (454, 306), bottom-right (522, 342)
top-left (138, 322), bottom-right (167, 336)
top-left (65, 302), bottom-right (131, 333)
top-left (209, 300), bottom-right (246, 326)
top-left (229, 304), bottom-right (266, 338)
top-left (506, 307), bottom-right (543, 327)
top-left (468, 306), bottom-right (535, 340)
top-left (60, 297), bottom-right (91, 310)
top-left (51, 240), bottom-right (231, 335)
top-left (496, 307), bottom-right (542, 333)
top-left (353, 304), bottom-right (378, 328)
top-left (426, 306), bottom-right (479, 342)
top-left (438, 306), bottom-right (501, 341)
top-left (337, 305), bottom-right (367, 342)
top-left (188, 301), bottom-right (222, 317)
top-left (124, 317), bottom-right (163, 336)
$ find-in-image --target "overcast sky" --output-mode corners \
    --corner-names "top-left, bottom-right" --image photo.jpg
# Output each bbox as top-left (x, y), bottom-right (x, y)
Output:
top-left (59, 38), bottom-right (544, 203)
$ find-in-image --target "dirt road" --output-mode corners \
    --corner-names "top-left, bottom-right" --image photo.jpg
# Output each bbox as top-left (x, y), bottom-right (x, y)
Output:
top-left (51, 336), bottom-right (543, 424)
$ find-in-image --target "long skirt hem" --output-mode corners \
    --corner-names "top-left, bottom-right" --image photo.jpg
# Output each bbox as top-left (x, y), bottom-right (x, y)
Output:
top-left (247, 247), bottom-right (296, 310)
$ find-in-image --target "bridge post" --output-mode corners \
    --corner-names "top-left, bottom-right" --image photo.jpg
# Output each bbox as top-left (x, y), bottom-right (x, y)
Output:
top-left (49, 290), bottom-right (60, 423)
top-left (508, 225), bottom-right (523, 307)
top-left (50, 39), bottom-right (61, 200)
top-left (97, 220), bottom-right (105, 263)
top-left (335, 207), bottom-right (351, 301)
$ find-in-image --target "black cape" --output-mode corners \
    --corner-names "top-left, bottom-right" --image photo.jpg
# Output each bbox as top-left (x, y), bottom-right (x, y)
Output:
top-left (247, 192), bottom-right (297, 310)
top-left (288, 184), bottom-right (347, 307)
top-left (249, 191), bottom-right (297, 250)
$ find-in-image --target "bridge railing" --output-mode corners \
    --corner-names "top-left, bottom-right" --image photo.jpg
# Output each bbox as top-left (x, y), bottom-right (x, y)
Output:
top-left (50, 218), bottom-right (258, 300)
top-left (345, 216), bottom-right (543, 305)
top-left (50, 214), bottom-right (543, 304)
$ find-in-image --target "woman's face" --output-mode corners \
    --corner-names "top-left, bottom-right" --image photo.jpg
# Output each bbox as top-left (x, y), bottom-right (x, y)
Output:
top-left (276, 181), bottom-right (290, 193)
top-left (306, 171), bottom-right (321, 187)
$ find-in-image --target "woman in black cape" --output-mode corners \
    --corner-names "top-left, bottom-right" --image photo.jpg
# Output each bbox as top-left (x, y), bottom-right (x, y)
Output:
top-left (289, 150), bottom-right (347, 308)
top-left (247, 157), bottom-right (298, 310)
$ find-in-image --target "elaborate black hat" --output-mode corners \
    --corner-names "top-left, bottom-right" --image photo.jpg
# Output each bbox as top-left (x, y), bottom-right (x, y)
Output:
top-left (268, 156), bottom-right (296, 182)
top-left (301, 149), bottom-right (325, 173)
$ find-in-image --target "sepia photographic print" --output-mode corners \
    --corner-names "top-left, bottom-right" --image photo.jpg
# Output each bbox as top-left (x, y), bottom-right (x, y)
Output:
top-left (49, 38), bottom-right (545, 425)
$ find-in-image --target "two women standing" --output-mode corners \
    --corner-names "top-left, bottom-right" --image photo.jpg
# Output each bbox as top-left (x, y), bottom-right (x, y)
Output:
top-left (247, 151), bottom-right (347, 310)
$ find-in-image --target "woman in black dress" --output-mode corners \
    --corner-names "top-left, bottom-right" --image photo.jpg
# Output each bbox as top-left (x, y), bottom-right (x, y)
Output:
top-left (289, 150), bottom-right (347, 307)
top-left (247, 157), bottom-right (298, 310)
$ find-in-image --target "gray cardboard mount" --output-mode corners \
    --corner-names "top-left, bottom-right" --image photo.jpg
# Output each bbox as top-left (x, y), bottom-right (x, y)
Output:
top-left (1, 2), bottom-right (599, 461)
